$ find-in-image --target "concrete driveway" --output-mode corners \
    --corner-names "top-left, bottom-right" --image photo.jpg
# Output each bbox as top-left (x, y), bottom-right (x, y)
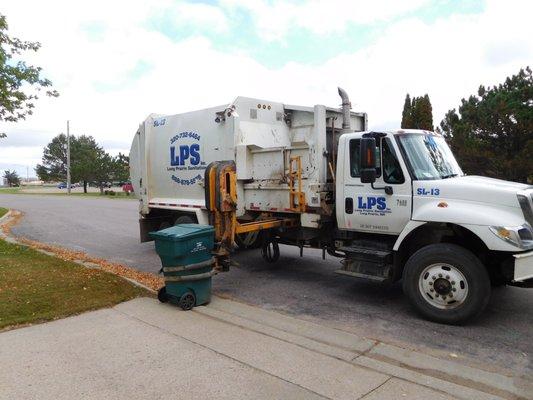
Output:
top-left (0, 193), bottom-right (532, 378)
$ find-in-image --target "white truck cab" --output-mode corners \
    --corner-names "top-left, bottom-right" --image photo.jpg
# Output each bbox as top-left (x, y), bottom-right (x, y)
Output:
top-left (336, 130), bottom-right (533, 255)
top-left (333, 129), bottom-right (533, 323)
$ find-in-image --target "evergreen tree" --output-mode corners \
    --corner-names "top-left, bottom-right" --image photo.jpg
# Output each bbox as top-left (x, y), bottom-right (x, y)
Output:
top-left (418, 94), bottom-right (434, 130)
top-left (70, 135), bottom-right (107, 193)
top-left (36, 134), bottom-right (119, 193)
top-left (401, 94), bottom-right (412, 129)
top-left (112, 153), bottom-right (130, 183)
top-left (35, 134), bottom-right (69, 182)
top-left (440, 67), bottom-right (532, 183)
top-left (400, 94), bottom-right (433, 130)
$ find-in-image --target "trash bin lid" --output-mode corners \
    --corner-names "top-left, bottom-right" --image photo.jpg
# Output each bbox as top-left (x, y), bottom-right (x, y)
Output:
top-left (149, 224), bottom-right (214, 242)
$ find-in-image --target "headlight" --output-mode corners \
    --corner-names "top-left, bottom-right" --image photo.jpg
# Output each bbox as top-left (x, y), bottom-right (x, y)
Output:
top-left (490, 224), bottom-right (533, 250)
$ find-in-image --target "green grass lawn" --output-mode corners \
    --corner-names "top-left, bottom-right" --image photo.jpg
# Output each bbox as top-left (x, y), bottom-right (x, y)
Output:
top-left (0, 238), bottom-right (150, 329)
top-left (0, 187), bottom-right (135, 199)
top-left (0, 188), bottom-right (21, 194)
top-left (0, 207), bottom-right (7, 218)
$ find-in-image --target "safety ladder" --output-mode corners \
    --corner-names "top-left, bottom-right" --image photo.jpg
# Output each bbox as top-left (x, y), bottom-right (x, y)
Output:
top-left (288, 156), bottom-right (306, 213)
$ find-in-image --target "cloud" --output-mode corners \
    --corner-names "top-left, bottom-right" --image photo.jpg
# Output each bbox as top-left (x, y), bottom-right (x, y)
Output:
top-left (0, 146), bottom-right (43, 178)
top-left (168, 2), bottom-right (229, 34)
top-left (0, 0), bottom-right (531, 178)
top-left (220, 0), bottom-right (430, 40)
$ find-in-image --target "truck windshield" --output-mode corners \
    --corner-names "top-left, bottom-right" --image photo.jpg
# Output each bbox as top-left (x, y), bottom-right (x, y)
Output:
top-left (397, 134), bottom-right (463, 180)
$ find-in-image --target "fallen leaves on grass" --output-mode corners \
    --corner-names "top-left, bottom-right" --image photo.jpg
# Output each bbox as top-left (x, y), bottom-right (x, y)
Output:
top-left (2, 210), bottom-right (163, 291)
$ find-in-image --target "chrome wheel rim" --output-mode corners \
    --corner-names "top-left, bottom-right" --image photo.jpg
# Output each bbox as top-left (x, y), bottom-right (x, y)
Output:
top-left (418, 263), bottom-right (468, 309)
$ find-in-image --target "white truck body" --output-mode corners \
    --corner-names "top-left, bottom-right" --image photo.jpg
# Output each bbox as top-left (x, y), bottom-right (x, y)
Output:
top-left (130, 96), bottom-right (366, 224)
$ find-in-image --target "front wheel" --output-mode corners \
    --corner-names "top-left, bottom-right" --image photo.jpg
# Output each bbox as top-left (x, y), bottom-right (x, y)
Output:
top-left (402, 243), bottom-right (491, 325)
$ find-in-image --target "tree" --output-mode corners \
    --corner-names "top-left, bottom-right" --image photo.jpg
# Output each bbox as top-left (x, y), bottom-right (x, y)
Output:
top-left (3, 170), bottom-right (20, 186)
top-left (418, 94), bottom-right (434, 131)
top-left (0, 14), bottom-right (58, 129)
top-left (112, 152), bottom-right (130, 183)
top-left (36, 134), bottom-right (116, 193)
top-left (92, 151), bottom-right (115, 194)
top-left (400, 94), bottom-right (434, 130)
top-left (70, 135), bottom-right (106, 193)
top-left (440, 66), bottom-right (533, 183)
top-left (35, 134), bottom-right (68, 182)
top-left (401, 94), bottom-right (412, 129)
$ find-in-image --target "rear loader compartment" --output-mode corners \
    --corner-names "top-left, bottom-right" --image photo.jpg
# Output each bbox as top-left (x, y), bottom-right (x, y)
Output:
top-left (130, 95), bottom-right (367, 239)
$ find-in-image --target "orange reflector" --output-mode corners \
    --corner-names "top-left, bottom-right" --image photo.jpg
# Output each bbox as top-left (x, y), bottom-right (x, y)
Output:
top-left (437, 202), bottom-right (448, 208)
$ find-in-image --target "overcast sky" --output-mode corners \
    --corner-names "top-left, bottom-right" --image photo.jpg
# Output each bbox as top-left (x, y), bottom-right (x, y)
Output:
top-left (0, 0), bottom-right (532, 178)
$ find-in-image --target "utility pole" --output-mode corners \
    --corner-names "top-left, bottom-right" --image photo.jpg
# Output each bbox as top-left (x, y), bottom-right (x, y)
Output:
top-left (67, 120), bottom-right (71, 195)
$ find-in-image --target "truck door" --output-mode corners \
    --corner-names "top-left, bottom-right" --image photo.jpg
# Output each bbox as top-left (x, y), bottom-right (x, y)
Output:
top-left (342, 136), bottom-right (412, 234)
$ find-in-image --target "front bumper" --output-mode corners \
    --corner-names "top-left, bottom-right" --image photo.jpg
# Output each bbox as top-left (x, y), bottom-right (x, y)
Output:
top-left (513, 250), bottom-right (533, 282)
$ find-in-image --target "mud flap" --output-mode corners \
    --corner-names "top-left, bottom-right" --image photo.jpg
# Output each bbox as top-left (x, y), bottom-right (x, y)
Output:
top-left (140, 216), bottom-right (167, 242)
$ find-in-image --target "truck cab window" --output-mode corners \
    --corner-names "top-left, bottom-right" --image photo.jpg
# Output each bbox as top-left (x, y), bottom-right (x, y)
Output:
top-left (350, 139), bottom-right (381, 178)
top-left (381, 138), bottom-right (405, 184)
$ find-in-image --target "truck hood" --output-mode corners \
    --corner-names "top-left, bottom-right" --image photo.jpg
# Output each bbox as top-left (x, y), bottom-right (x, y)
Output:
top-left (422, 175), bottom-right (531, 208)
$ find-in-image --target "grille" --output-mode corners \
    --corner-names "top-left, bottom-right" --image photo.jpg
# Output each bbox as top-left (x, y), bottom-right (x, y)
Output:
top-left (518, 194), bottom-right (533, 227)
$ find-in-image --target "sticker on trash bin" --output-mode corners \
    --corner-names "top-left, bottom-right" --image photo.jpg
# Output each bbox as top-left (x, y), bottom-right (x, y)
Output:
top-left (191, 241), bottom-right (207, 253)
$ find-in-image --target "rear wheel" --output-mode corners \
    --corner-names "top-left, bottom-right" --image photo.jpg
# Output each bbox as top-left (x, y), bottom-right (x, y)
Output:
top-left (402, 243), bottom-right (490, 325)
top-left (157, 287), bottom-right (168, 303)
top-left (235, 231), bottom-right (263, 249)
top-left (261, 240), bottom-right (280, 263)
top-left (174, 215), bottom-right (195, 225)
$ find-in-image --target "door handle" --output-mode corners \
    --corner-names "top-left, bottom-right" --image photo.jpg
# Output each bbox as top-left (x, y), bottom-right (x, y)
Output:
top-left (345, 197), bottom-right (353, 214)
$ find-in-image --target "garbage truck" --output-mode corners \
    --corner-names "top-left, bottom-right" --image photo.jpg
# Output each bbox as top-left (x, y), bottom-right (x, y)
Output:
top-left (129, 87), bottom-right (533, 324)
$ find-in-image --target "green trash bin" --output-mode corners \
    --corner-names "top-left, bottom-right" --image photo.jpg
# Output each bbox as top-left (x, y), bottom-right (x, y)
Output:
top-left (150, 224), bottom-right (215, 310)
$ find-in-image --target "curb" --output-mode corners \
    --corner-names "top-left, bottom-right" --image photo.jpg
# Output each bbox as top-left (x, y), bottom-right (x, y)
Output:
top-left (0, 209), bottom-right (12, 225)
top-left (198, 296), bottom-right (532, 400)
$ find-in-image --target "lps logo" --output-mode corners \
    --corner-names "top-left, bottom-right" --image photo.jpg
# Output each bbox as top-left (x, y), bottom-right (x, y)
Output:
top-left (357, 196), bottom-right (387, 210)
top-left (191, 241), bottom-right (206, 253)
top-left (169, 131), bottom-right (201, 166)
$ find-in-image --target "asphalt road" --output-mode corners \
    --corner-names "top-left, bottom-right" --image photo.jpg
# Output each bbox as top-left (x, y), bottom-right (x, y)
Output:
top-left (1, 194), bottom-right (532, 378)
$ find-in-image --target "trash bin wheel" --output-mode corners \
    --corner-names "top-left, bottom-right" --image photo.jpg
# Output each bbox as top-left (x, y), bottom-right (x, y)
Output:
top-left (157, 287), bottom-right (169, 303)
top-left (178, 291), bottom-right (196, 311)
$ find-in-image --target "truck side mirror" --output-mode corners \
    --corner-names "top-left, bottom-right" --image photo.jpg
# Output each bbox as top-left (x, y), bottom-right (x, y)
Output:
top-left (360, 137), bottom-right (377, 184)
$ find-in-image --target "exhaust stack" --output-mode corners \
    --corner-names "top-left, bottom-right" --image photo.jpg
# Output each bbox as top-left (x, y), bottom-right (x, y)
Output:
top-left (337, 87), bottom-right (351, 130)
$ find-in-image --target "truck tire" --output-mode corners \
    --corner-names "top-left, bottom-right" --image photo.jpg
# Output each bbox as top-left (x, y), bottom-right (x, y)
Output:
top-left (235, 231), bottom-right (263, 249)
top-left (261, 240), bottom-right (280, 263)
top-left (174, 215), bottom-right (195, 225)
top-left (160, 215), bottom-right (195, 230)
top-left (402, 243), bottom-right (491, 325)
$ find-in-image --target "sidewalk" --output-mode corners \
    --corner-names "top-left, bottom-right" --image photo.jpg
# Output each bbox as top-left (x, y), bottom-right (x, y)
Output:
top-left (1, 297), bottom-right (530, 400)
